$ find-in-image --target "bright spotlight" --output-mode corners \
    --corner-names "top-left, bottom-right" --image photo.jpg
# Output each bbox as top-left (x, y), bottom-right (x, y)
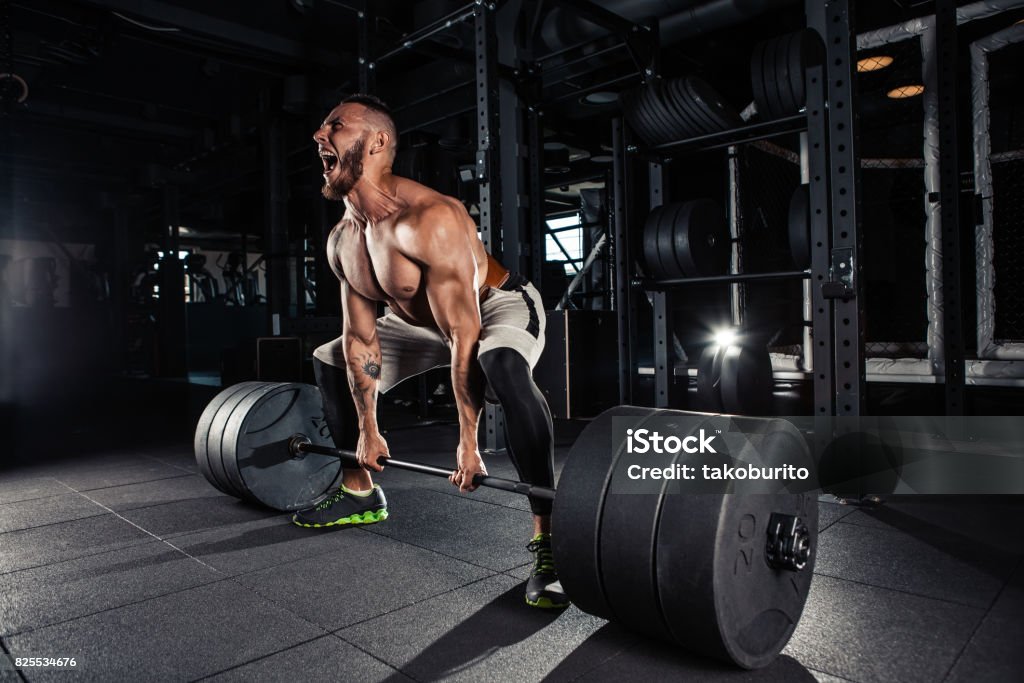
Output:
top-left (713, 329), bottom-right (737, 348)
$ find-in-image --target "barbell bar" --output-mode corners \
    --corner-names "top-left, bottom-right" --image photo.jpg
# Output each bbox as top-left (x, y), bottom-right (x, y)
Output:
top-left (287, 435), bottom-right (555, 502)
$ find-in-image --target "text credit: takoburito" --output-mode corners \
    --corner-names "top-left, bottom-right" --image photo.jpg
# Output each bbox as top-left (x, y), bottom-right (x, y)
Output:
top-left (625, 428), bottom-right (811, 481)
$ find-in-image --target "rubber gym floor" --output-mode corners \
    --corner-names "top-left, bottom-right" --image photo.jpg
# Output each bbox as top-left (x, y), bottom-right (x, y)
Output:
top-left (2, 386), bottom-right (1022, 682)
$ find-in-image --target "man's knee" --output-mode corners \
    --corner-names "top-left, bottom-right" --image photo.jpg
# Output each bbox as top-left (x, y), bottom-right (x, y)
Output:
top-left (479, 348), bottom-right (532, 400)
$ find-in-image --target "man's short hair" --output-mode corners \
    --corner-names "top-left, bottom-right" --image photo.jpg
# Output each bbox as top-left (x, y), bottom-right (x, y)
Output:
top-left (341, 93), bottom-right (393, 118)
top-left (340, 93), bottom-right (397, 156)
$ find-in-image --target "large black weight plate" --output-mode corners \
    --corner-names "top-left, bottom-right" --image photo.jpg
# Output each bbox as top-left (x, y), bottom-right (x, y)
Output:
top-left (774, 32), bottom-right (797, 114)
top-left (696, 344), bottom-right (726, 412)
top-left (787, 31), bottom-right (805, 112)
top-left (194, 381), bottom-right (263, 494)
top-left (750, 40), bottom-right (771, 120)
top-left (206, 382), bottom-right (270, 496)
top-left (657, 79), bottom-right (697, 143)
top-left (638, 83), bottom-right (673, 145)
top-left (625, 86), bottom-right (656, 146)
top-left (686, 77), bottom-right (743, 132)
top-left (642, 205), bottom-right (667, 278)
top-left (221, 382), bottom-right (340, 511)
top-left (551, 405), bottom-right (655, 620)
top-left (788, 184), bottom-right (811, 269)
top-left (661, 78), bottom-right (702, 140)
top-left (209, 382), bottom-right (275, 497)
top-left (720, 344), bottom-right (774, 416)
top-left (621, 88), bottom-right (653, 146)
top-left (760, 36), bottom-right (781, 118)
top-left (670, 78), bottom-right (712, 136)
top-left (790, 29), bottom-right (823, 111)
top-left (680, 78), bottom-right (718, 134)
top-left (657, 202), bottom-right (688, 279)
top-left (673, 199), bottom-right (730, 277)
top-left (656, 487), bottom-right (817, 669)
top-left (599, 413), bottom-right (713, 638)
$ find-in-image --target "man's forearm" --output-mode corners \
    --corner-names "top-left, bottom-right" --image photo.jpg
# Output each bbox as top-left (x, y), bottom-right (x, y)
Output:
top-left (450, 340), bottom-right (484, 445)
top-left (344, 337), bottom-right (382, 433)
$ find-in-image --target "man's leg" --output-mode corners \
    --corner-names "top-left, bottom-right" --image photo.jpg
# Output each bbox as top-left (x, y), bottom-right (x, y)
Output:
top-left (313, 357), bottom-right (373, 491)
top-left (478, 347), bottom-right (566, 608)
top-left (478, 347), bottom-right (554, 523)
top-left (295, 319), bottom-right (451, 528)
top-left (291, 350), bottom-right (386, 527)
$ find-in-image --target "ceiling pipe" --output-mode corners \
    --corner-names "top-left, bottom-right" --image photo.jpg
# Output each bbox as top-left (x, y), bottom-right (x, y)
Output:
top-left (539, 0), bottom-right (799, 53)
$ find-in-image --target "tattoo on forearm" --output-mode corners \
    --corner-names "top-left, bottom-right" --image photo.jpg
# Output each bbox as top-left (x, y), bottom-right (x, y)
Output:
top-left (361, 357), bottom-right (381, 380)
top-left (347, 352), bottom-right (380, 416)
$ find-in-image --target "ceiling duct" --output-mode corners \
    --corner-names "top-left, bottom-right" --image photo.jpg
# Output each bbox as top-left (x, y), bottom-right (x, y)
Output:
top-left (539, 0), bottom-right (799, 53)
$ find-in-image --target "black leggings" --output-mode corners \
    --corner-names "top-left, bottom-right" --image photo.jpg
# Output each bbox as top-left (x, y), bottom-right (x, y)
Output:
top-left (314, 350), bottom-right (555, 516)
top-left (478, 348), bottom-right (555, 516)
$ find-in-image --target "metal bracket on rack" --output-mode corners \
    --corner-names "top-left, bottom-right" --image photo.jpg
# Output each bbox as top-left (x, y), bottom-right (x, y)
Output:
top-left (822, 247), bottom-right (855, 301)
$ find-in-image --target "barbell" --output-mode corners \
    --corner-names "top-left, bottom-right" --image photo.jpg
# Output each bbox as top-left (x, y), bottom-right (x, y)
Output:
top-left (194, 381), bottom-right (817, 670)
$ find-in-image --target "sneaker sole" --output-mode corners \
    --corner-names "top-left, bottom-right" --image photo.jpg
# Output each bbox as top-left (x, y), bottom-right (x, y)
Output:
top-left (292, 508), bottom-right (388, 528)
top-left (525, 595), bottom-right (570, 609)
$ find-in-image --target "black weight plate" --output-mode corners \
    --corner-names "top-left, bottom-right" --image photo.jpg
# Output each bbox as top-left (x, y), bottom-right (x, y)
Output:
top-left (599, 413), bottom-right (710, 638)
top-left (759, 36), bottom-right (779, 118)
top-left (673, 199), bottom-right (730, 277)
top-left (750, 40), bottom-right (772, 120)
top-left (642, 205), bottom-right (666, 278)
top-left (194, 381), bottom-right (263, 495)
top-left (621, 88), bottom-right (653, 146)
top-left (775, 32), bottom-right (797, 115)
top-left (679, 78), bottom-right (718, 135)
top-left (638, 83), bottom-right (673, 145)
top-left (551, 405), bottom-right (656, 620)
top-left (788, 184), bottom-right (811, 269)
top-left (656, 486), bottom-right (817, 668)
top-left (222, 382), bottom-right (340, 511)
top-left (658, 78), bottom-right (695, 139)
top-left (653, 80), bottom-right (693, 142)
top-left (657, 202), bottom-right (688, 279)
top-left (652, 82), bottom-right (686, 144)
top-left (696, 344), bottom-right (726, 412)
top-left (663, 78), bottom-right (704, 139)
top-left (670, 79), bottom-right (713, 136)
top-left (724, 416), bottom-right (817, 494)
top-left (767, 35), bottom-right (790, 118)
top-left (206, 382), bottom-right (272, 497)
top-left (625, 86), bottom-right (655, 145)
top-left (209, 382), bottom-right (277, 497)
top-left (720, 344), bottom-right (774, 416)
top-left (787, 30), bottom-right (806, 112)
top-left (791, 29), bottom-right (824, 111)
top-left (686, 77), bottom-right (743, 132)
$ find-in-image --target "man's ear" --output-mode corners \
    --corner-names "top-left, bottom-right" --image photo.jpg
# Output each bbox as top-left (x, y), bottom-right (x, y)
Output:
top-left (370, 130), bottom-right (390, 155)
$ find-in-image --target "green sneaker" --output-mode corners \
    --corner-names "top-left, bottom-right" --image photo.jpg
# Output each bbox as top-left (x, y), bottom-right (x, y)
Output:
top-left (525, 533), bottom-right (569, 609)
top-left (292, 485), bottom-right (388, 528)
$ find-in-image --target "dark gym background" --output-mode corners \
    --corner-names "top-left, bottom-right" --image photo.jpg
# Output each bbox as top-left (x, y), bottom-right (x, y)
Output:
top-left (1, 1), bottom-right (1023, 681)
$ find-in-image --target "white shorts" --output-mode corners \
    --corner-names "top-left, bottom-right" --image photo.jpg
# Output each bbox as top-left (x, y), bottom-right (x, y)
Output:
top-left (313, 280), bottom-right (546, 394)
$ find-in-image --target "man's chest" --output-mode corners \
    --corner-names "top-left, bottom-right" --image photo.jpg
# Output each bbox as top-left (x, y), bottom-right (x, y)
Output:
top-left (331, 223), bottom-right (421, 301)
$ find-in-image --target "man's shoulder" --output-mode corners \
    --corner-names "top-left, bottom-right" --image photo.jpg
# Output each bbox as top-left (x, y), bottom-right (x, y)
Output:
top-left (408, 197), bottom-right (466, 225)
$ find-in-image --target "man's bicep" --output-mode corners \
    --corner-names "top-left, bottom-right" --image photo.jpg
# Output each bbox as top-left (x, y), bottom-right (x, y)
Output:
top-left (425, 267), bottom-right (480, 339)
top-left (340, 280), bottom-right (378, 344)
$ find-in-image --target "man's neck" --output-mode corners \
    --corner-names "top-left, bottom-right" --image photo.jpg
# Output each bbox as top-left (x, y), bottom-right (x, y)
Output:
top-left (344, 172), bottom-right (404, 224)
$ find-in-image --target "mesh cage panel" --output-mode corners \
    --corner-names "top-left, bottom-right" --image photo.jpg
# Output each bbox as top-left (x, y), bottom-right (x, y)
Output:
top-left (857, 37), bottom-right (928, 357)
top-left (987, 43), bottom-right (1024, 343)
top-left (992, 157), bottom-right (1024, 342)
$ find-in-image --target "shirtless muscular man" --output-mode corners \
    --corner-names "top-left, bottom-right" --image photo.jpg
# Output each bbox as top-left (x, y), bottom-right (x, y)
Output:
top-left (293, 94), bottom-right (566, 609)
